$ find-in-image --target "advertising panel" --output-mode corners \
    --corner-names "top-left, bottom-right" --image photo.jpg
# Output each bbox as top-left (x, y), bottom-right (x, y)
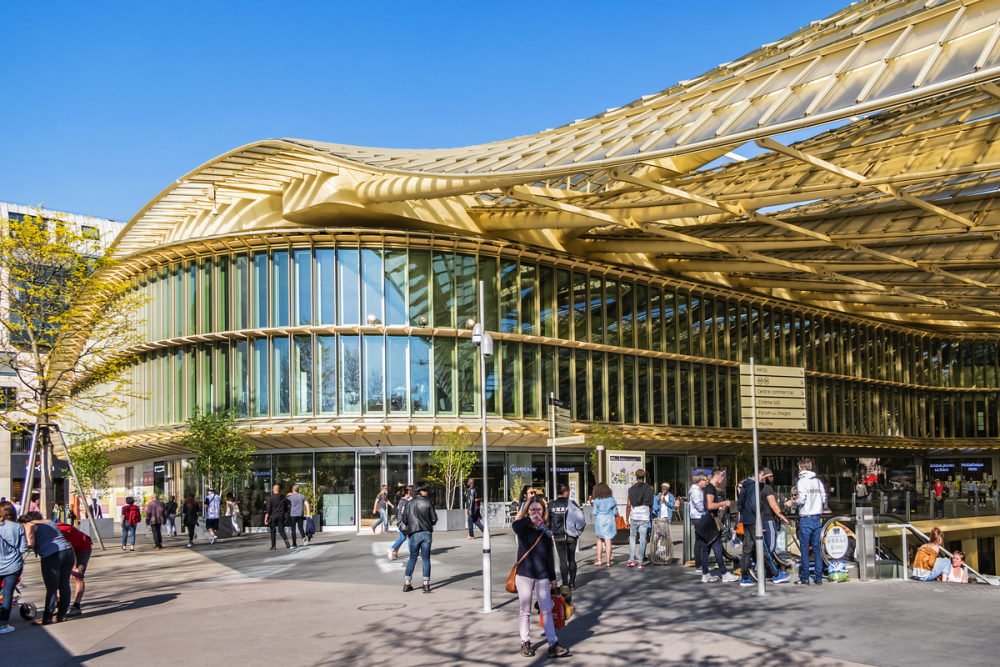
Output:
top-left (607, 450), bottom-right (645, 509)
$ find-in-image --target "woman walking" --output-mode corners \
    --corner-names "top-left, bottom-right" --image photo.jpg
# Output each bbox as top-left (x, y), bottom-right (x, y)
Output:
top-left (18, 511), bottom-right (74, 625)
top-left (182, 495), bottom-right (200, 547)
top-left (591, 482), bottom-right (618, 567)
top-left (511, 496), bottom-right (571, 659)
top-left (120, 497), bottom-right (141, 551)
top-left (0, 501), bottom-right (27, 634)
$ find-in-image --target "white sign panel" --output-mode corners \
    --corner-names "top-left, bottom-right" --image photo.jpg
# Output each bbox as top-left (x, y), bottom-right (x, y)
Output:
top-left (607, 450), bottom-right (645, 511)
top-left (740, 364), bottom-right (807, 430)
top-left (741, 417), bottom-right (809, 430)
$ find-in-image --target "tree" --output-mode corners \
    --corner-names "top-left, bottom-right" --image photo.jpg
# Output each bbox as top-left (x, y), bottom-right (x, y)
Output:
top-left (428, 430), bottom-right (477, 510)
top-left (68, 436), bottom-right (111, 502)
top-left (180, 409), bottom-right (254, 494)
top-left (587, 423), bottom-right (625, 483)
top-left (0, 213), bottom-right (144, 514)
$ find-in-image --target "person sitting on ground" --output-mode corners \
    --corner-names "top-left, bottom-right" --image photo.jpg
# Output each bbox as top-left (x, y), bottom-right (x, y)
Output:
top-left (944, 550), bottom-right (969, 583)
top-left (911, 526), bottom-right (950, 581)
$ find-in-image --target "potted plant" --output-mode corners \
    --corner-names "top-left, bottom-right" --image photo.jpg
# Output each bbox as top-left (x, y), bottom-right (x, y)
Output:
top-left (428, 431), bottom-right (477, 531)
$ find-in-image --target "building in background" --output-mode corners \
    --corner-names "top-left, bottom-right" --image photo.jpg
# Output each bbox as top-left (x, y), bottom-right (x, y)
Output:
top-left (79, 1), bottom-right (1000, 546)
top-left (0, 201), bottom-right (123, 504)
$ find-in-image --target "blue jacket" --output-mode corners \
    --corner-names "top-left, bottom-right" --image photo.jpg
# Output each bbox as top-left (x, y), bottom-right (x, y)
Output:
top-left (653, 492), bottom-right (676, 521)
top-left (0, 520), bottom-right (28, 576)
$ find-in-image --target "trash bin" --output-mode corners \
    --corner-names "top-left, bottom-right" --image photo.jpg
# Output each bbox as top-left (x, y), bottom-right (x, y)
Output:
top-left (650, 518), bottom-right (673, 565)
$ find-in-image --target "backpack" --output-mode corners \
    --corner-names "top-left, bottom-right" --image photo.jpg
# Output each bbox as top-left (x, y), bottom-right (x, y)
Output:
top-left (565, 500), bottom-right (586, 538)
top-left (123, 504), bottom-right (141, 527)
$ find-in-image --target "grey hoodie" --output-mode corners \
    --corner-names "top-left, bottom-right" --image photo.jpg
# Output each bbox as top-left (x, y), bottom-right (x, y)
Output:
top-left (794, 470), bottom-right (827, 516)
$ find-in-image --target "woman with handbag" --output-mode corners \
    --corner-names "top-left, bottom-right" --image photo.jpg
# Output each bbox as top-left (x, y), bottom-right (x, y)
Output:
top-left (511, 496), bottom-right (571, 659)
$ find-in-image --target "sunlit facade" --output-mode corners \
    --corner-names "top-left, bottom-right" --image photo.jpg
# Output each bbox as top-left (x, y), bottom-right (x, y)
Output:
top-left (90, 0), bottom-right (1000, 529)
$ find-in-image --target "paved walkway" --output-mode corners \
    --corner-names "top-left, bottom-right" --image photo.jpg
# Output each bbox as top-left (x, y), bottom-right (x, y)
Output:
top-left (5, 525), bottom-right (996, 666)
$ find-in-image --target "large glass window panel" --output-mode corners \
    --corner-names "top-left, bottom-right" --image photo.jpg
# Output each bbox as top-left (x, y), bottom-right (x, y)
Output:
top-left (606, 279), bottom-right (620, 347)
top-left (385, 249), bottom-right (407, 326)
top-left (540, 266), bottom-right (555, 338)
top-left (701, 297), bottom-right (714, 359)
top-left (198, 258), bottom-right (212, 335)
top-left (273, 453), bottom-right (314, 497)
top-left (679, 362), bottom-right (691, 425)
top-left (252, 338), bottom-right (269, 417)
top-left (252, 253), bottom-right (268, 328)
top-left (293, 335), bottom-right (312, 415)
top-left (638, 357), bottom-right (650, 423)
top-left (388, 336), bottom-right (408, 413)
top-left (316, 249), bottom-right (336, 326)
top-left (678, 292), bottom-right (690, 356)
top-left (556, 269), bottom-right (571, 340)
top-left (502, 341), bottom-right (519, 417)
top-left (432, 251), bottom-right (455, 328)
top-left (623, 356), bottom-right (636, 423)
top-left (542, 345), bottom-right (555, 415)
top-left (434, 337), bottom-right (455, 414)
top-left (216, 341), bottom-right (230, 412)
top-left (173, 348), bottom-right (183, 423)
top-left (317, 335), bottom-right (337, 414)
top-left (233, 340), bottom-right (248, 417)
top-left (455, 254), bottom-right (477, 329)
top-left (273, 336), bottom-right (290, 416)
top-left (293, 249), bottom-right (312, 326)
top-left (479, 255), bottom-right (498, 332)
top-left (411, 336), bottom-right (431, 414)
top-left (316, 452), bottom-right (356, 527)
top-left (364, 334), bottom-right (384, 413)
top-left (458, 337), bottom-right (477, 415)
top-left (608, 354), bottom-right (621, 421)
top-left (340, 335), bottom-right (361, 413)
top-left (572, 272), bottom-right (588, 342)
top-left (171, 264), bottom-right (183, 338)
top-left (652, 359), bottom-right (664, 424)
top-left (575, 349), bottom-right (590, 421)
top-left (519, 262), bottom-right (537, 336)
top-left (499, 259), bottom-right (518, 333)
top-left (650, 288), bottom-right (662, 352)
top-left (664, 290), bottom-right (677, 353)
top-left (186, 262), bottom-right (197, 336)
top-left (558, 348), bottom-right (571, 413)
top-left (635, 284), bottom-right (648, 351)
top-left (362, 248), bottom-right (383, 325)
top-left (215, 256), bottom-right (229, 333)
top-left (590, 276), bottom-right (604, 345)
top-left (666, 360), bottom-right (677, 424)
top-left (522, 343), bottom-right (538, 418)
top-left (408, 250), bottom-right (431, 327)
top-left (338, 248), bottom-right (360, 325)
top-left (485, 352), bottom-right (497, 415)
top-left (234, 254), bottom-right (249, 330)
top-left (592, 353), bottom-right (605, 422)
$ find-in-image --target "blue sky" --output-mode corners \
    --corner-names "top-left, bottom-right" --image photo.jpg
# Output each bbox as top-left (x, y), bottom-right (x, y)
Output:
top-left (1, 1), bottom-right (847, 222)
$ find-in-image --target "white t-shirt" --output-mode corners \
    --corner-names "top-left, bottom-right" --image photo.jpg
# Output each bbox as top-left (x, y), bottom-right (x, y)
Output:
top-left (205, 494), bottom-right (221, 519)
top-left (688, 485), bottom-right (706, 519)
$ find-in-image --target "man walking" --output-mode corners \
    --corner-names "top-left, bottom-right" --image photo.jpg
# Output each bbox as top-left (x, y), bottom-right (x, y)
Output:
top-left (737, 468), bottom-right (790, 586)
top-left (401, 484), bottom-right (437, 594)
top-left (786, 458), bottom-right (827, 585)
top-left (145, 494), bottom-right (166, 550)
top-left (288, 484), bottom-right (307, 547)
top-left (264, 484), bottom-right (291, 550)
top-left (549, 484), bottom-right (585, 589)
top-left (163, 495), bottom-right (178, 537)
top-left (626, 469), bottom-right (654, 569)
top-left (388, 485), bottom-right (413, 561)
top-left (204, 488), bottom-right (221, 545)
top-left (699, 469), bottom-right (739, 583)
top-left (932, 479), bottom-right (946, 519)
top-left (465, 477), bottom-right (484, 540)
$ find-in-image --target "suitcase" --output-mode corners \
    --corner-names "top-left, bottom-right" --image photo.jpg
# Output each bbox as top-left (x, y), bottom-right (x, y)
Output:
top-left (650, 518), bottom-right (673, 565)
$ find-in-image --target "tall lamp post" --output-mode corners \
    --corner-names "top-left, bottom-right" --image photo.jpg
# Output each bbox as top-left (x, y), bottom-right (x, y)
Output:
top-left (471, 280), bottom-right (495, 614)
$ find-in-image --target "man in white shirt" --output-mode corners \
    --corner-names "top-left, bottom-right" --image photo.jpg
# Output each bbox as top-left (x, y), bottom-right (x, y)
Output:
top-left (786, 458), bottom-right (827, 585)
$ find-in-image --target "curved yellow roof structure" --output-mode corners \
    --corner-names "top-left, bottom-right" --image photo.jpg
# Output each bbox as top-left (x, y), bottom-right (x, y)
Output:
top-left (117, 0), bottom-right (1000, 331)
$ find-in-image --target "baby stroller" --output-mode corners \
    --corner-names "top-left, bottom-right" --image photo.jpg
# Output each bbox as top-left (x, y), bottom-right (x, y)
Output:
top-left (0, 576), bottom-right (37, 621)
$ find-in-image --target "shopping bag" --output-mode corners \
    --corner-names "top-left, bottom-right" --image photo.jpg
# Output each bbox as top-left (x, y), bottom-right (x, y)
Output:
top-left (539, 594), bottom-right (567, 630)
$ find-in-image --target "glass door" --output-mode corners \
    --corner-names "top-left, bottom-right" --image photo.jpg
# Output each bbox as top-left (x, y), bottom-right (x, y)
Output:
top-left (358, 454), bottom-right (382, 529)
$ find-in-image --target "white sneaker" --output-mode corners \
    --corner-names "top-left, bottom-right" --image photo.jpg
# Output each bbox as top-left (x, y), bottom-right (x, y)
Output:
top-left (701, 574), bottom-right (719, 583)
top-left (387, 548), bottom-right (395, 561)
top-left (0, 624), bottom-right (14, 635)
top-left (721, 572), bottom-right (741, 583)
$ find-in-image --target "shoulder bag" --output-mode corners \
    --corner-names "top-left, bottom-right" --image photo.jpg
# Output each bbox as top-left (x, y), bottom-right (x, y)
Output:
top-left (506, 532), bottom-right (544, 594)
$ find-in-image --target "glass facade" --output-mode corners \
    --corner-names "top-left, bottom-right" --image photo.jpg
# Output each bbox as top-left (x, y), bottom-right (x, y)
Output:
top-left (127, 235), bottom-right (1000, 441)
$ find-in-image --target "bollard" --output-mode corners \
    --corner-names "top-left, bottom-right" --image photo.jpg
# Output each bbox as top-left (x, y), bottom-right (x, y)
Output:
top-left (683, 501), bottom-right (693, 564)
top-left (855, 507), bottom-right (875, 582)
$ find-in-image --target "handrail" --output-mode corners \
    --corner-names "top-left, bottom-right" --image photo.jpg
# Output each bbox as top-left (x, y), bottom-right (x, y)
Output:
top-left (887, 523), bottom-right (998, 586)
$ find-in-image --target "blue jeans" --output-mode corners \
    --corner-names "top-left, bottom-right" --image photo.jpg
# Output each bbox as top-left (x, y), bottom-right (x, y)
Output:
top-left (914, 557), bottom-right (951, 581)
top-left (629, 519), bottom-right (650, 562)
top-left (0, 567), bottom-right (21, 624)
top-left (391, 531), bottom-right (408, 553)
top-left (467, 512), bottom-right (483, 537)
top-left (121, 523), bottom-right (136, 547)
top-left (405, 531), bottom-right (432, 581)
top-left (798, 515), bottom-right (823, 582)
top-left (372, 509), bottom-right (389, 533)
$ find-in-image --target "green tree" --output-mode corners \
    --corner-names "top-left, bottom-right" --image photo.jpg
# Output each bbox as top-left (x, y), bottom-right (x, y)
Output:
top-left (587, 423), bottom-right (625, 483)
top-left (0, 213), bottom-right (144, 513)
top-left (68, 436), bottom-right (111, 501)
top-left (180, 409), bottom-right (254, 493)
top-left (428, 431), bottom-right (477, 510)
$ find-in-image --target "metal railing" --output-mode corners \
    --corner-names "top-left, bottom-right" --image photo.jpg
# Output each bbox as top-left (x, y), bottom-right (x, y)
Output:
top-left (885, 522), bottom-right (997, 586)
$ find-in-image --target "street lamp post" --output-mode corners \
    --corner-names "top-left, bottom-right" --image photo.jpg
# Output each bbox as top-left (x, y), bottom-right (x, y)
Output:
top-left (471, 280), bottom-right (495, 614)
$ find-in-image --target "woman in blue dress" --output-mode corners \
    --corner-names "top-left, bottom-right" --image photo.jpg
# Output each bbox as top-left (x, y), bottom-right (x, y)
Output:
top-left (591, 482), bottom-right (618, 567)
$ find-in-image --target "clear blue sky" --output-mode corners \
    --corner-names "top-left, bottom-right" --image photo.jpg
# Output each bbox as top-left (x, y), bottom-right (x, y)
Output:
top-left (1, 1), bottom-right (847, 222)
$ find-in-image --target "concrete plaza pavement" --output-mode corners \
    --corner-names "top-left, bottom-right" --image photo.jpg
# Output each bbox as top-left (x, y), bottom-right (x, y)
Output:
top-left (5, 524), bottom-right (995, 666)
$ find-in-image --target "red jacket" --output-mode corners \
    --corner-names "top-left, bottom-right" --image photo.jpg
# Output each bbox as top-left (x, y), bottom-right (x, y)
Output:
top-left (56, 522), bottom-right (93, 555)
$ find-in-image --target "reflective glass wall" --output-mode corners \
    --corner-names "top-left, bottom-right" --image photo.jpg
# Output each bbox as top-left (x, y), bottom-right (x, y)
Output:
top-left (126, 235), bottom-right (1000, 440)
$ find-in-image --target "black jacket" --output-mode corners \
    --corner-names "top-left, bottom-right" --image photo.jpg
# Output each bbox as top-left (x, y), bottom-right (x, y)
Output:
top-left (404, 494), bottom-right (437, 534)
top-left (264, 493), bottom-right (290, 519)
top-left (548, 497), bottom-right (569, 538)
